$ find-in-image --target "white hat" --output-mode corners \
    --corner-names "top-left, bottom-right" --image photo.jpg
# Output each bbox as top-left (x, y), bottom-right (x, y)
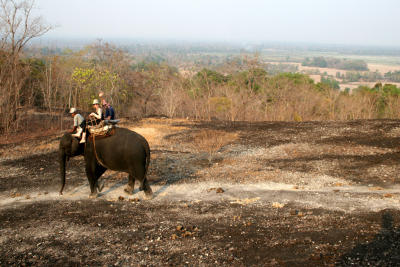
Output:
top-left (69, 107), bottom-right (77, 114)
top-left (92, 99), bottom-right (100, 105)
top-left (99, 92), bottom-right (104, 98)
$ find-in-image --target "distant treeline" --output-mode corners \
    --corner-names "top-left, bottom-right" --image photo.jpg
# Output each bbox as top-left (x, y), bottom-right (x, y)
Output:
top-left (384, 71), bottom-right (400, 83)
top-left (333, 70), bottom-right (400, 83)
top-left (335, 71), bottom-right (382, 83)
top-left (302, 57), bottom-right (368, 71)
top-left (3, 41), bottom-right (400, 134)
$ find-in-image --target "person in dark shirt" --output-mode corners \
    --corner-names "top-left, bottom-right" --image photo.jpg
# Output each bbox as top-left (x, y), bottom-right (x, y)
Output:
top-left (104, 104), bottom-right (115, 120)
top-left (99, 91), bottom-right (115, 120)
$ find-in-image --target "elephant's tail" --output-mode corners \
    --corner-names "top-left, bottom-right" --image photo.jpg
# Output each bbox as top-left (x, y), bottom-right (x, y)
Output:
top-left (144, 141), bottom-right (151, 178)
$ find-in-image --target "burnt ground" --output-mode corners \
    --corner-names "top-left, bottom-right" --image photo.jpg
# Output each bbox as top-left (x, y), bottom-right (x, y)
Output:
top-left (1, 118), bottom-right (400, 266)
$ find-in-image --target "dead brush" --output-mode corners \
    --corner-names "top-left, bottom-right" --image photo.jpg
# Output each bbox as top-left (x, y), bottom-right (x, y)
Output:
top-left (190, 129), bottom-right (237, 163)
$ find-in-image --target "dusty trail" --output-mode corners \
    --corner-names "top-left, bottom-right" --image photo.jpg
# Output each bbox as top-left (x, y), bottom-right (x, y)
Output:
top-left (1, 180), bottom-right (400, 213)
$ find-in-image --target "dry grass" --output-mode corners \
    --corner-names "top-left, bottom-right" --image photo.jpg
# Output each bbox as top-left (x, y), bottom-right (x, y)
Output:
top-left (0, 127), bottom-right (61, 146)
top-left (191, 130), bottom-right (238, 162)
top-left (128, 118), bottom-right (192, 148)
top-left (0, 128), bottom-right (61, 161)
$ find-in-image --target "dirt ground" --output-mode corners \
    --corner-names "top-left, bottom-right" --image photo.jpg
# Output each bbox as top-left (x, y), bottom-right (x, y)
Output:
top-left (1, 118), bottom-right (400, 266)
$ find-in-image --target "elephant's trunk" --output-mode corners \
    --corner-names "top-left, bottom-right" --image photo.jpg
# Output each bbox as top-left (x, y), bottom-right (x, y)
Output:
top-left (59, 149), bottom-right (67, 195)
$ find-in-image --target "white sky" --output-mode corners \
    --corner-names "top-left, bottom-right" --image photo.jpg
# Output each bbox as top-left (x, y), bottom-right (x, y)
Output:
top-left (36, 0), bottom-right (400, 46)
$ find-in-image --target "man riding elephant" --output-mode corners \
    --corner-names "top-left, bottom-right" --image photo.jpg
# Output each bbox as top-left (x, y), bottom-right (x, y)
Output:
top-left (69, 107), bottom-right (86, 143)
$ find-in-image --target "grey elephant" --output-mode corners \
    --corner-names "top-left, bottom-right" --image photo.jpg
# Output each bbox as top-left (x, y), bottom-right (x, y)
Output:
top-left (59, 127), bottom-right (153, 198)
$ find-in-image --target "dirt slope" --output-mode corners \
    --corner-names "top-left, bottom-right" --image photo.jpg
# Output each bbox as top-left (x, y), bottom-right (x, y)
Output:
top-left (1, 118), bottom-right (400, 266)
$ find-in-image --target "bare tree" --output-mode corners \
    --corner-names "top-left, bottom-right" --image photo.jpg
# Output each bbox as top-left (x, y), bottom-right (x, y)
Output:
top-left (0, 0), bottom-right (51, 56)
top-left (0, 0), bottom-right (51, 133)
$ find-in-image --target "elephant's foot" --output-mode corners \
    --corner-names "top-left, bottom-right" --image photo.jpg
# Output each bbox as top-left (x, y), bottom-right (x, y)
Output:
top-left (96, 179), bottom-right (104, 192)
top-left (144, 188), bottom-right (153, 200)
top-left (89, 192), bottom-right (98, 199)
top-left (124, 185), bottom-right (134, 195)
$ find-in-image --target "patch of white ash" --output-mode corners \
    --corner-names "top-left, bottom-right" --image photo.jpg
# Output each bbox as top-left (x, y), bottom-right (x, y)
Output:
top-left (276, 172), bottom-right (351, 189)
top-left (227, 143), bottom-right (318, 160)
top-left (225, 144), bottom-right (287, 159)
top-left (386, 126), bottom-right (400, 137)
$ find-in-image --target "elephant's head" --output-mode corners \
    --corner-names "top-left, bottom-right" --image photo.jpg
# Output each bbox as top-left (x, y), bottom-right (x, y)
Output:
top-left (59, 133), bottom-right (84, 195)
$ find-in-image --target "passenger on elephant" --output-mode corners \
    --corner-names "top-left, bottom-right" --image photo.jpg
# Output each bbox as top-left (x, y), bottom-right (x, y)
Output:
top-left (99, 92), bottom-right (115, 120)
top-left (69, 107), bottom-right (86, 143)
top-left (104, 102), bottom-right (115, 120)
top-left (89, 99), bottom-right (103, 125)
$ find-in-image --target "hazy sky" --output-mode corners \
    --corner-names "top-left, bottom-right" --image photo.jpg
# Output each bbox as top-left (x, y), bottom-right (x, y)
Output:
top-left (36, 0), bottom-right (400, 46)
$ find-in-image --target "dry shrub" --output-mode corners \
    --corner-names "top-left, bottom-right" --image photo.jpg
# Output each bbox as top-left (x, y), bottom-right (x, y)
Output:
top-left (383, 96), bottom-right (400, 118)
top-left (334, 93), bottom-right (379, 120)
top-left (191, 129), bottom-right (237, 162)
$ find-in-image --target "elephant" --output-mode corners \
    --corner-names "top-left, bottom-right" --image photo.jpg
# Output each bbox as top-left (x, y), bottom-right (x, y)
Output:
top-left (59, 127), bottom-right (153, 198)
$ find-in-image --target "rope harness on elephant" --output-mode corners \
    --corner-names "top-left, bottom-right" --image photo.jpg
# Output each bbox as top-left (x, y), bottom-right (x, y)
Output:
top-left (84, 117), bottom-right (117, 169)
top-left (91, 133), bottom-right (110, 169)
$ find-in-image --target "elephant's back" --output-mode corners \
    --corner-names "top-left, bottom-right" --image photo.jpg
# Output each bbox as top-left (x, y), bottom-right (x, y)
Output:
top-left (96, 127), bottom-right (149, 154)
top-left (114, 127), bottom-right (149, 146)
top-left (92, 127), bottom-right (150, 171)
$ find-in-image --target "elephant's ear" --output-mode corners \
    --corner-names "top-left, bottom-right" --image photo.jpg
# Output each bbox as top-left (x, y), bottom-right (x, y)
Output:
top-left (71, 138), bottom-right (79, 155)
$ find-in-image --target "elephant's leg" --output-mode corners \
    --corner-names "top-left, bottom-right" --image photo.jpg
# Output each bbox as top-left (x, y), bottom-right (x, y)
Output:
top-left (141, 177), bottom-right (153, 199)
top-left (124, 172), bottom-right (135, 195)
top-left (95, 165), bottom-right (107, 192)
top-left (135, 163), bottom-right (153, 199)
top-left (85, 159), bottom-right (98, 198)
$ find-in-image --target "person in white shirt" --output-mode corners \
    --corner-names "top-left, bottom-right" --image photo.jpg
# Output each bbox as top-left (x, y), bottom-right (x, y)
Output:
top-left (69, 108), bottom-right (86, 143)
top-left (89, 99), bottom-right (103, 122)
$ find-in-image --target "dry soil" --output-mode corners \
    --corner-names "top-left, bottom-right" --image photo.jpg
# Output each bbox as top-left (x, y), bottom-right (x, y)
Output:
top-left (1, 118), bottom-right (400, 266)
